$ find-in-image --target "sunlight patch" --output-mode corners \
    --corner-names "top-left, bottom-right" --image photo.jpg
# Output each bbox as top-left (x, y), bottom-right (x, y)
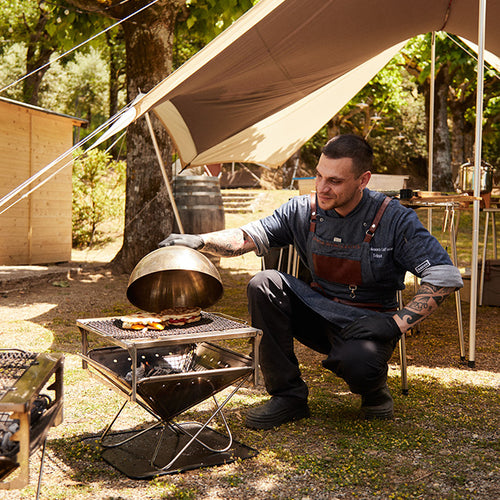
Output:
top-left (0, 302), bottom-right (56, 320)
top-left (0, 320), bottom-right (53, 351)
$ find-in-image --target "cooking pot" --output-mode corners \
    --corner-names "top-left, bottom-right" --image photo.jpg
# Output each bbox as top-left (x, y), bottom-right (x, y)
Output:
top-left (127, 246), bottom-right (223, 312)
top-left (456, 161), bottom-right (494, 194)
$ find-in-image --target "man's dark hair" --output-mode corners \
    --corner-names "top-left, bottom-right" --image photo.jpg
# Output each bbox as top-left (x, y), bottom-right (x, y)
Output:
top-left (322, 134), bottom-right (373, 177)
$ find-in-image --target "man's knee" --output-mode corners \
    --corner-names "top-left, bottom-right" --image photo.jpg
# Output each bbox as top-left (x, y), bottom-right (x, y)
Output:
top-left (247, 269), bottom-right (283, 301)
top-left (324, 339), bottom-right (389, 394)
top-left (248, 269), bottom-right (280, 290)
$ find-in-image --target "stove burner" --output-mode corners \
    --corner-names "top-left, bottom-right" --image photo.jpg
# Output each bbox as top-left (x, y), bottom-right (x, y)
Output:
top-left (0, 413), bottom-right (18, 457)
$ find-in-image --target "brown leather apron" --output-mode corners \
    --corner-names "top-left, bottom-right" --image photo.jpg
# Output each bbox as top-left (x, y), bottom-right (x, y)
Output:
top-left (308, 192), bottom-right (393, 311)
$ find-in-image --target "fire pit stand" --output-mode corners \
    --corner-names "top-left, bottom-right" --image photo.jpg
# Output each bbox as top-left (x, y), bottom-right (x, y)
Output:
top-left (77, 312), bottom-right (262, 477)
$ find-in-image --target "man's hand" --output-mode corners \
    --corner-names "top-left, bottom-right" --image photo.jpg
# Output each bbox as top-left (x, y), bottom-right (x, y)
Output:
top-left (158, 234), bottom-right (204, 250)
top-left (340, 315), bottom-right (402, 343)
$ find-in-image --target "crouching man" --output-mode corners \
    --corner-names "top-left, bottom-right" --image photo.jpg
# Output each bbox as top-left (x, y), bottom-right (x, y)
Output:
top-left (160, 135), bottom-right (462, 429)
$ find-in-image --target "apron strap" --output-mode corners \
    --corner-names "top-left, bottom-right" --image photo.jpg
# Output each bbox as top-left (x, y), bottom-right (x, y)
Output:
top-left (363, 196), bottom-right (391, 242)
top-left (309, 191), bottom-right (317, 232)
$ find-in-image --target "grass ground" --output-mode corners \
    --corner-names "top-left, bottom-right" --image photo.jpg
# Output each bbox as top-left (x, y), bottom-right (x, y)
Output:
top-left (0, 189), bottom-right (498, 499)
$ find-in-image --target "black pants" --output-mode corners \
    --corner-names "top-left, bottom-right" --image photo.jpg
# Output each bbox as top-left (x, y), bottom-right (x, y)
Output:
top-left (247, 270), bottom-right (396, 401)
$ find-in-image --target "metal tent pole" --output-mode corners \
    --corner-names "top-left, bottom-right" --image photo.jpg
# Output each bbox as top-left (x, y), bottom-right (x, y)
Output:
top-left (145, 112), bottom-right (184, 234)
top-left (427, 31), bottom-right (436, 233)
top-left (468, 0), bottom-right (488, 368)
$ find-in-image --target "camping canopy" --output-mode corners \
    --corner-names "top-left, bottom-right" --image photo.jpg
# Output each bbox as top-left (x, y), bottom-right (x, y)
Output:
top-left (126, 0), bottom-right (500, 167)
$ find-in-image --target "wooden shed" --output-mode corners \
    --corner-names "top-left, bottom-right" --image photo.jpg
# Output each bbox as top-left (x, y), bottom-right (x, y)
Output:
top-left (0, 97), bottom-right (86, 265)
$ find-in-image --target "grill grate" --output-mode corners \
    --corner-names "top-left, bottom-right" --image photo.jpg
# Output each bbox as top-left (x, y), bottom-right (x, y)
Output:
top-left (0, 349), bottom-right (38, 400)
top-left (82, 312), bottom-right (248, 341)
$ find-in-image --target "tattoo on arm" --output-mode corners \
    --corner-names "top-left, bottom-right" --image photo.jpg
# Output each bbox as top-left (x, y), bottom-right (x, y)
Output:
top-left (202, 229), bottom-right (256, 257)
top-left (395, 283), bottom-right (455, 330)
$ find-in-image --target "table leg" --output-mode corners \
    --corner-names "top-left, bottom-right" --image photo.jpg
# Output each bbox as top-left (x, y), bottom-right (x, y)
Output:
top-left (449, 209), bottom-right (466, 360)
top-left (479, 211), bottom-right (490, 306)
top-left (492, 212), bottom-right (497, 259)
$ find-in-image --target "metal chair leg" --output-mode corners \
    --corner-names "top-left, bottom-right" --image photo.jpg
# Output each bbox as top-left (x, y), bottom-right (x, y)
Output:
top-left (398, 334), bottom-right (409, 395)
top-left (397, 289), bottom-right (408, 394)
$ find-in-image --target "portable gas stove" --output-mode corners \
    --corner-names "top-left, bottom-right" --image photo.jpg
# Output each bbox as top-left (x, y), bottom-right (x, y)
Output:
top-left (78, 312), bottom-right (261, 477)
top-left (0, 349), bottom-right (64, 495)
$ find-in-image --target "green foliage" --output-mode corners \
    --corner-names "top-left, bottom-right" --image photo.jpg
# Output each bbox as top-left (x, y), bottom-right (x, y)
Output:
top-left (300, 126), bottom-right (329, 172)
top-left (0, 0), bottom-right (109, 52)
top-left (72, 148), bottom-right (126, 248)
top-left (0, 42), bottom-right (25, 100)
top-left (0, 0), bottom-right (111, 105)
top-left (300, 53), bottom-right (428, 177)
top-left (173, 0), bottom-right (255, 69)
top-left (40, 47), bottom-right (116, 131)
top-left (181, 0), bottom-right (254, 41)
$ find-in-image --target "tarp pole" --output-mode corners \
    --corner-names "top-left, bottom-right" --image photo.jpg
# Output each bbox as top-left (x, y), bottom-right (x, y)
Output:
top-left (427, 31), bottom-right (436, 233)
top-left (468, 0), bottom-right (488, 368)
top-left (145, 112), bottom-right (184, 234)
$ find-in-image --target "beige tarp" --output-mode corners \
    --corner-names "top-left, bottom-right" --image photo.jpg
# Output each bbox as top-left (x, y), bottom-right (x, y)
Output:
top-left (128, 0), bottom-right (500, 167)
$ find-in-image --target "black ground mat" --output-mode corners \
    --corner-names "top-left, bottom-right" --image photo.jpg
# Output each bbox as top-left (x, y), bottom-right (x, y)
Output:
top-left (84, 423), bottom-right (257, 478)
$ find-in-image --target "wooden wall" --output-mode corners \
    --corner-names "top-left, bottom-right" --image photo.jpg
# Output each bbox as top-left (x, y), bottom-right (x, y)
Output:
top-left (0, 99), bottom-right (82, 265)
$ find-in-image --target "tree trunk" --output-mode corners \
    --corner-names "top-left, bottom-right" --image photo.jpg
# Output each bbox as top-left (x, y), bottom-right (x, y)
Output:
top-left (449, 80), bottom-right (475, 183)
top-left (282, 151), bottom-right (300, 188)
top-left (23, 12), bottom-right (52, 105)
top-left (107, 29), bottom-right (126, 158)
top-left (111, 4), bottom-right (179, 273)
top-left (107, 29), bottom-right (123, 119)
top-left (432, 63), bottom-right (453, 191)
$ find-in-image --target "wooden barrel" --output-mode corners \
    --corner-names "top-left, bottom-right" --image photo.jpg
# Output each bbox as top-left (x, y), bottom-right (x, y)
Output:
top-left (173, 176), bottom-right (225, 265)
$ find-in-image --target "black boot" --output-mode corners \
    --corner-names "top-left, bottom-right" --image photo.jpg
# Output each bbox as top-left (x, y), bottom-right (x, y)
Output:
top-left (361, 384), bottom-right (394, 420)
top-left (245, 396), bottom-right (310, 430)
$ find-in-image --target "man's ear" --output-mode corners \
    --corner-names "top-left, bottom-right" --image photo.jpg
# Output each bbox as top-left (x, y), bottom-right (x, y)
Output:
top-left (359, 171), bottom-right (371, 190)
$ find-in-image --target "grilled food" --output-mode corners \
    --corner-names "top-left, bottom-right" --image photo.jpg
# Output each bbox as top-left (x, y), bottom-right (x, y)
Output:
top-left (119, 307), bottom-right (202, 330)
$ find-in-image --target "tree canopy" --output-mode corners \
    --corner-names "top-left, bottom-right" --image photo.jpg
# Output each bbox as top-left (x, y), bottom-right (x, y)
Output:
top-left (0, 1), bottom-right (499, 264)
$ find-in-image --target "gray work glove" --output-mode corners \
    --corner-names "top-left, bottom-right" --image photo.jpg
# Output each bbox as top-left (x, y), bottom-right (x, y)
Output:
top-left (340, 315), bottom-right (401, 343)
top-left (158, 233), bottom-right (204, 250)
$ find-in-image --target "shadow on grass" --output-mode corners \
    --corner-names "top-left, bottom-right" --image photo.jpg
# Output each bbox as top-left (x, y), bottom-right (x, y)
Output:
top-left (43, 372), bottom-right (499, 500)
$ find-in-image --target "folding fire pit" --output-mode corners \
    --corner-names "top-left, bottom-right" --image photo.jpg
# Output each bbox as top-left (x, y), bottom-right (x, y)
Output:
top-left (78, 312), bottom-right (261, 477)
top-left (0, 349), bottom-right (64, 497)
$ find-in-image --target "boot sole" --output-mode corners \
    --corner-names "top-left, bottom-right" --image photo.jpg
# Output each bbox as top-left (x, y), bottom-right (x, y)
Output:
top-left (245, 406), bottom-right (310, 430)
top-left (361, 401), bottom-right (394, 420)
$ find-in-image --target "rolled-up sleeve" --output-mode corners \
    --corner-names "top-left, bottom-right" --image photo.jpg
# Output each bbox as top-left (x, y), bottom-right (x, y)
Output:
top-left (421, 264), bottom-right (463, 289)
top-left (393, 208), bottom-right (463, 289)
top-left (240, 195), bottom-right (310, 257)
top-left (240, 221), bottom-right (270, 257)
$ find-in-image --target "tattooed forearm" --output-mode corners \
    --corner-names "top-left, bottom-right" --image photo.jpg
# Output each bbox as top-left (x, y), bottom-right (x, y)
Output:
top-left (393, 283), bottom-right (455, 333)
top-left (201, 229), bottom-right (256, 257)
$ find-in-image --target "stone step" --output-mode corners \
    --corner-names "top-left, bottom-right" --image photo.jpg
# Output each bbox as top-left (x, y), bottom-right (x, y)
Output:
top-left (221, 190), bottom-right (260, 214)
top-left (223, 200), bottom-right (253, 208)
top-left (222, 191), bottom-right (255, 197)
top-left (222, 196), bottom-right (254, 203)
top-left (221, 193), bottom-right (257, 201)
top-left (224, 207), bottom-right (253, 214)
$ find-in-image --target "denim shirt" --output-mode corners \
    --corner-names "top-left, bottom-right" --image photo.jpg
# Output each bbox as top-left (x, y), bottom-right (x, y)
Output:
top-left (241, 189), bottom-right (463, 325)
